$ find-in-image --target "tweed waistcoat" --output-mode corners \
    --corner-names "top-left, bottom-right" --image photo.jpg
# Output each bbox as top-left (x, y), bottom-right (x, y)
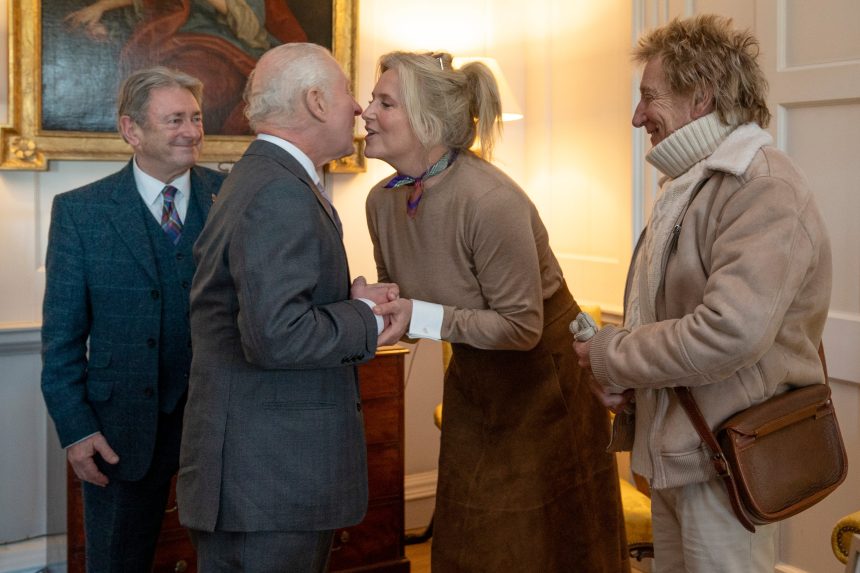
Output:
top-left (142, 194), bottom-right (203, 413)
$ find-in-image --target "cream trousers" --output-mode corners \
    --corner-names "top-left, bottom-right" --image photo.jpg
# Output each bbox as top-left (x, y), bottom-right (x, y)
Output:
top-left (651, 478), bottom-right (777, 573)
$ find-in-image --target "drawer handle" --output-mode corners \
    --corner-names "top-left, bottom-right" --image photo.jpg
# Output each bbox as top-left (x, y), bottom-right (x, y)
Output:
top-left (165, 504), bottom-right (178, 513)
top-left (175, 559), bottom-right (188, 572)
top-left (331, 530), bottom-right (351, 551)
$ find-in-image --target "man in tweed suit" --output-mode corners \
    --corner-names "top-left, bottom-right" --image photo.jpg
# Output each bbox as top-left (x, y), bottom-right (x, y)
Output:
top-left (177, 43), bottom-right (408, 572)
top-left (40, 67), bottom-right (225, 572)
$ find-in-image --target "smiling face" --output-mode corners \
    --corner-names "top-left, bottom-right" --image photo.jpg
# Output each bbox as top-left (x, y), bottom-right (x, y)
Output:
top-left (123, 86), bottom-right (203, 182)
top-left (632, 57), bottom-right (700, 147)
top-left (362, 69), bottom-right (426, 175)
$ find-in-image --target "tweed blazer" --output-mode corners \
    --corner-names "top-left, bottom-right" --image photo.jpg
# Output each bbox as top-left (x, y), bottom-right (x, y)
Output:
top-left (177, 140), bottom-right (377, 533)
top-left (40, 160), bottom-right (226, 481)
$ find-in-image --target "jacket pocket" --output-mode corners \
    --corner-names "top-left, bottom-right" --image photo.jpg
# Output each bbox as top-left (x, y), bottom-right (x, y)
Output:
top-left (87, 351), bottom-right (112, 369)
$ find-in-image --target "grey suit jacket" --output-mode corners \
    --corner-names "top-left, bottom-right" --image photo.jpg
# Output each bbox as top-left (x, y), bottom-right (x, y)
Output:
top-left (40, 161), bottom-right (225, 480)
top-left (177, 140), bottom-right (377, 532)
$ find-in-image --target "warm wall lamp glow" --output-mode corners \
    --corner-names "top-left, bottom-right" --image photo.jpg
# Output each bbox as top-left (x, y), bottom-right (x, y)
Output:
top-left (452, 57), bottom-right (523, 122)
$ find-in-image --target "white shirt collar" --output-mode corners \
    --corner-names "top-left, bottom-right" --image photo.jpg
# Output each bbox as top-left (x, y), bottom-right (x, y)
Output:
top-left (132, 158), bottom-right (192, 221)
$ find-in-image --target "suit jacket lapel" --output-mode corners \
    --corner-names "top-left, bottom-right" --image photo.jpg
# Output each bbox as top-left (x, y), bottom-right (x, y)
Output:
top-left (109, 160), bottom-right (158, 282)
top-left (189, 166), bottom-right (216, 221)
top-left (307, 179), bottom-right (343, 238)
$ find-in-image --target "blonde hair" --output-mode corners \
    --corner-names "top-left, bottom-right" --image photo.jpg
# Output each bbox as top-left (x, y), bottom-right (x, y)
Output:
top-left (633, 14), bottom-right (771, 128)
top-left (377, 51), bottom-right (502, 159)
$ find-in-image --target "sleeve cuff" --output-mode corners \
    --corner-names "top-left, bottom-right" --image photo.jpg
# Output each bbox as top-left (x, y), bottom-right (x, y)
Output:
top-left (357, 298), bottom-right (385, 334)
top-left (66, 431), bottom-right (100, 449)
top-left (408, 299), bottom-right (444, 340)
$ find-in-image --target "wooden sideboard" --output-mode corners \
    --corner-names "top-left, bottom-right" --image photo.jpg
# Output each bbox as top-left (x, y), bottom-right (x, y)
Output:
top-left (67, 346), bottom-right (411, 573)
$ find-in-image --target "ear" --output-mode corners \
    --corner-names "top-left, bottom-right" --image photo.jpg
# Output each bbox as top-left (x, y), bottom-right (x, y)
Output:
top-left (305, 87), bottom-right (327, 122)
top-left (691, 87), bottom-right (715, 119)
top-left (118, 115), bottom-right (141, 146)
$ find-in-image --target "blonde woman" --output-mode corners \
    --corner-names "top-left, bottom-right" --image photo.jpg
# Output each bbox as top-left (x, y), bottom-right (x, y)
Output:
top-left (365, 51), bottom-right (629, 572)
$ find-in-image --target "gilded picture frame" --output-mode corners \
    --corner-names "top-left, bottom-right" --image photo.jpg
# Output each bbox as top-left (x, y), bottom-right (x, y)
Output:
top-left (1, 0), bottom-right (364, 172)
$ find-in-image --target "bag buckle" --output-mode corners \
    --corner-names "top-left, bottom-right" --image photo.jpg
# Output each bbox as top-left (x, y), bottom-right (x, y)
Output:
top-left (711, 452), bottom-right (731, 477)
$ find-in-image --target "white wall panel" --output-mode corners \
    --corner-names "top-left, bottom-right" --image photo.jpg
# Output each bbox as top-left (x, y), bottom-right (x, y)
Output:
top-left (785, 0), bottom-right (860, 67)
top-left (783, 102), bottom-right (860, 316)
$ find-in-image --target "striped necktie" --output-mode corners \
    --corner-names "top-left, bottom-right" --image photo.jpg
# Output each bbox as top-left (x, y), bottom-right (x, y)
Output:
top-left (160, 185), bottom-right (183, 244)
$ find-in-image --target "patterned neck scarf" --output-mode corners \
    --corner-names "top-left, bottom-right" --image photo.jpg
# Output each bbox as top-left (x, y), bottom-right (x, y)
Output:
top-left (384, 149), bottom-right (459, 218)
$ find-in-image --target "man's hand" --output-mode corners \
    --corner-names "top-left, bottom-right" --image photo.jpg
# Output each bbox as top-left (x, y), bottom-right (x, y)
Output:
top-left (375, 298), bottom-right (412, 347)
top-left (585, 376), bottom-right (635, 413)
top-left (351, 276), bottom-right (399, 306)
top-left (574, 339), bottom-right (633, 413)
top-left (67, 432), bottom-right (119, 487)
top-left (573, 339), bottom-right (592, 369)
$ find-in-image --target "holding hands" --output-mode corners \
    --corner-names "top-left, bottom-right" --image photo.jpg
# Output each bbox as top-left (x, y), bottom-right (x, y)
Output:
top-left (374, 298), bottom-right (413, 346)
top-left (351, 276), bottom-right (399, 305)
top-left (350, 277), bottom-right (412, 347)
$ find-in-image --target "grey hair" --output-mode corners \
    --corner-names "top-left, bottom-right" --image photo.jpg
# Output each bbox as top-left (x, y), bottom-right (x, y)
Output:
top-left (244, 43), bottom-right (337, 132)
top-left (377, 51), bottom-right (502, 159)
top-left (117, 66), bottom-right (203, 133)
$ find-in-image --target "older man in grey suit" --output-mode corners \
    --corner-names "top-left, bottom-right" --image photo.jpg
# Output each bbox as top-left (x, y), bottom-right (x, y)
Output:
top-left (177, 43), bottom-right (408, 571)
top-left (40, 67), bottom-right (225, 572)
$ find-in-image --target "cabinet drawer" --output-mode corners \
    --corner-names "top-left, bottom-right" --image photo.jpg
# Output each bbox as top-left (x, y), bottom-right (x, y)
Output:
top-left (363, 396), bottom-right (402, 444)
top-left (329, 500), bottom-right (404, 571)
top-left (367, 442), bottom-right (403, 500)
top-left (358, 355), bottom-right (404, 399)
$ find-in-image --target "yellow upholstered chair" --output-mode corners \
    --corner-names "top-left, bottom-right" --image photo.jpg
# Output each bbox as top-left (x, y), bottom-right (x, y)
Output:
top-left (832, 510), bottom-right (860, 564)
top-left (419, 305), bottom-right (654, 561)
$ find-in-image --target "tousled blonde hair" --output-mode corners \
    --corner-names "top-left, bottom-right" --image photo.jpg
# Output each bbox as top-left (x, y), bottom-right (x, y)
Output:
top-left (377, 51), bottom-right (503, 159)
top-left (634, 14), bottom-right (771, 127)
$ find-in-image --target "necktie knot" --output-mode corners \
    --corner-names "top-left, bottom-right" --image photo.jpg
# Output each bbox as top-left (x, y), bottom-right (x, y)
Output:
top-left (160, 185), bottom-right (183, 244)
top-left (162, 185), bottom-right (177, 204)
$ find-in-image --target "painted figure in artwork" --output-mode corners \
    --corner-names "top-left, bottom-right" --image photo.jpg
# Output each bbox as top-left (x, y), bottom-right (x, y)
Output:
top-left (64, 0), bottom-right (308, 134)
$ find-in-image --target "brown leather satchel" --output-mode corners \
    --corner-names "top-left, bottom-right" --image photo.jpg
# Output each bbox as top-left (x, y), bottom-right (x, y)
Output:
top-left (675, 343), bottom-right (848, 532)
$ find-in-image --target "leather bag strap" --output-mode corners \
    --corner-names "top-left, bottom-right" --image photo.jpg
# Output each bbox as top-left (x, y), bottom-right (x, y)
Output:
top-left (673, 341), bottom-right (829, 533)
top-left (674, 385), bottom-right (757, 532)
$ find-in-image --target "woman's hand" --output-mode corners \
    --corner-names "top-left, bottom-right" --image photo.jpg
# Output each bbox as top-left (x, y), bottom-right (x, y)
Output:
top-left (375, 298), bottom-right (413, 346)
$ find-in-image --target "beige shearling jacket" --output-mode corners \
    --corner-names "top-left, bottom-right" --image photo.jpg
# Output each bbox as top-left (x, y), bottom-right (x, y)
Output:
top-left (589, 124), bottom-right (832, 490)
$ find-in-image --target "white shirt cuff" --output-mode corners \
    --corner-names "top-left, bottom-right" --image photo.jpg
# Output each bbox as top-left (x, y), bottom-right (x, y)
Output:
top-left (408, 299), bottom-right (444, 340)
top-left (67, 431), bottom-right (100, 448)
top-left (358, 298), bottom-right (385, 334)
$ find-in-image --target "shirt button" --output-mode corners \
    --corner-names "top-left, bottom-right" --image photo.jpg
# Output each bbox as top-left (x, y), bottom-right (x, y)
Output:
top-left (150, 290), bottom-right (160, 300)
top-left (146, 338), bottom-right (156, 348)
top-left (181, 280), bottom-right (190, 289)
top-left (176, 253), bottom-right (185, 261)
top-left (143, 387), bottom-right (154, 398)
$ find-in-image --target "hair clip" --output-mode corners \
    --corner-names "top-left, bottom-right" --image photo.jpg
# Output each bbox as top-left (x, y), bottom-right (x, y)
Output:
top-left (429, 52), bottom-right (445, 70)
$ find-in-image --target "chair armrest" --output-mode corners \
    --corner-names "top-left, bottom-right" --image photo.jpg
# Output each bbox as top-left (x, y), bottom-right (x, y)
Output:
top-left (832, 510), bottom-right (860, 564)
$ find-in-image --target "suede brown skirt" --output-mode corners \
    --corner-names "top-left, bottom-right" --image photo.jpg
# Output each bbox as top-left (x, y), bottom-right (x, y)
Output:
top-left (431, 285), bottom-right (630, 572)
